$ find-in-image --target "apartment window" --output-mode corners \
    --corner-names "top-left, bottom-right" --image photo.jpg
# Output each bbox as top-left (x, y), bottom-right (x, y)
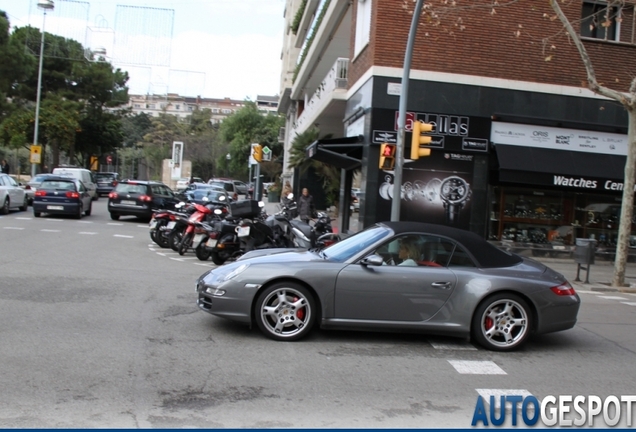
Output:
top-left (212, 108), bottom-right (220, 113)
top-left (133, 104), bottom-right (141, 108)
top-left (581, 1), bottom-right (619, 41)
top-left (175, 105), bottom-right (180, 110)
top-left (222, 109), bottom-right (232, 114)
top-left (354, 0), bottom-right (372, 57)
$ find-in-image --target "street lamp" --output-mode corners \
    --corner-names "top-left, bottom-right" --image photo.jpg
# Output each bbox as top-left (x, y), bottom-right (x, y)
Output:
top-left (32, 0), bottom-right (54, 177)
top-left (226, 153), bottom-right (231, 177)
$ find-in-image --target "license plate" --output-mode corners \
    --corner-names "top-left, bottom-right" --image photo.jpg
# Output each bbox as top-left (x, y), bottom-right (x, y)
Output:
top-left (167, 221), bottom-right (176, 229)
top-left (553, 245), bottom-right (566, 250)
top-left (121, 200), bottom-right (136, 205)
top-left (206, 238), bottom-right (218, 248)
top-left (47, 205), bottom-right (64, 210)
top-left (237, 226), bottom-right (251, 237)
top-left (149, 219), bottom-right (157, 229)
top-left (193, 234), bottom-right (205, 246)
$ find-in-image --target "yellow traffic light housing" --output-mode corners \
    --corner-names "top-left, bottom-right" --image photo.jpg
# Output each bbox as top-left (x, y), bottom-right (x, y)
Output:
top-left (379, 143), bottom-right (396, 170)
top-left (410, 121), bottom-right (434, 160)
top-left (253, 144), bottom-right (263, 162)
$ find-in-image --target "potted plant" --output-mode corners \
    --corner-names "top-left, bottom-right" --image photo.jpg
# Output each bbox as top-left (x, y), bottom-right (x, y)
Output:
top-left (267, 181), bottom-right (281, 203)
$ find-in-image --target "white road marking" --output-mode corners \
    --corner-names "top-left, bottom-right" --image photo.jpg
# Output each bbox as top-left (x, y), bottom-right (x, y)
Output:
top-left (45, 219), bottom-right (64, 222)
top-left (137, 225), bottom-right (148, 228)
top-left (79, 232), bottom-right (98, 235)
top-left (15, 217), bottom-right (31, 220)
top-left (113, 234), bottom-right (134, 238)
top-left (3, 227), bottom-right (25, 230)
top-left (77, 220), bottom-right (93, 224)
top-left (194, 263), bottom-right (215, 267)
top-left (107, 223), bottom-right (124, 226)
top-left (169, 257), bottom-right (186, 261)
top-left (476, 389), bottom-right (534, 408)
top-left (448, 360), bottom-right (507, 375)
top-left (41, 229), bottom-right (61, 232)
top-left (598, 295), bottom-right (629, 300)
top-left (574, 290), bottom-right (599, 294)
top-left (620, 302), bottom-right (636, 306)
top-left (429, 339), bottom-right (477, 350)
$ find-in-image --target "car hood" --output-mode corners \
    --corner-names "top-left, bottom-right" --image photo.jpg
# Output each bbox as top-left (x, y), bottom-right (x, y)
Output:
top-left (237, 248), bottom-right (320, 263)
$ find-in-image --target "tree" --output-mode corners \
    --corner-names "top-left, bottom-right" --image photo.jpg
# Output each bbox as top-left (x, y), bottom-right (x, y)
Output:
top-left (218, 101), bottom-right (284, 179)
top-left (406, 0), bottom-right (635, 287)
top-left (547, 0), bottom-right (635, 288)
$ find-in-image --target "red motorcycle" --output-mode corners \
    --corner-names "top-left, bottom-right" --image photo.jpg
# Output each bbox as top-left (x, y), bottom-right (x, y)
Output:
top-left (177, 203), bottom-right (216, 255)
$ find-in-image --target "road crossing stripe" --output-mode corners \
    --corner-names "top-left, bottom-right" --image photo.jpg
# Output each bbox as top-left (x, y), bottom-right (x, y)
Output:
top-left (79, 232), bottom-right (98, 235)
top-left (621, 302), bottom-right (636, 306)
top-left (3, 227), bottom-right (24, 230)
top-left (448, 360), bottom-right (506, 375)
top-left (41, 229), bottom-right (60, 232)
top-left (598, 295), bottom-right (629, 300)
top-left (429, 338), bottom-right (477, 350)
top-left (113, 234), bottom-right (134, 238)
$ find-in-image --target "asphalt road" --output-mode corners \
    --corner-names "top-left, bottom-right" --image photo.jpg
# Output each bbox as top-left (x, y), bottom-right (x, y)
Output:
top-left (1, 200), bottom-right (636, 428)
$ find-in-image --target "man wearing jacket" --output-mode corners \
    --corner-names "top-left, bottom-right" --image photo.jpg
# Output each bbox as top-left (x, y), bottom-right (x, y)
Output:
top-left (298, 187), bottom-right (316, 223)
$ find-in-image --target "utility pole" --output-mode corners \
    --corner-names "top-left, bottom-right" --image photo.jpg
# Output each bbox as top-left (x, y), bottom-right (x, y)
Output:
top-left (391, 0), bottom-right (425, 221)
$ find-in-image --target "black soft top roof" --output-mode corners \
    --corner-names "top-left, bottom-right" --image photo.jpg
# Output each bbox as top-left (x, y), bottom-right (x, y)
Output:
top-left (378, 221), bottom-right (523, 268)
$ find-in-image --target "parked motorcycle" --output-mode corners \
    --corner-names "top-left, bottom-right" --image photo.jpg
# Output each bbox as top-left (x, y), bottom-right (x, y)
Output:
top-left (280, 194), bottom-right (339, 250)
top-left (149, 202), bottom-right (193, 249)
top-left (198, 215), bottom-right (243, 264)
top-left (177, 195), bottom-right (231, 255)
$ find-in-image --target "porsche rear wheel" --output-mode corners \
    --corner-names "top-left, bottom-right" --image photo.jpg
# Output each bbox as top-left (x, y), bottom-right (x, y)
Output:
top-left (471, 293), bottom-right (531, 352)
top-left (254, 283), bottom-right (316, 341)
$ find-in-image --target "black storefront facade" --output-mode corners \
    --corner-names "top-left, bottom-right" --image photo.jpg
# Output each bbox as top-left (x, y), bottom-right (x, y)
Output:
top-left (335, 75), bottom-right (631, 253)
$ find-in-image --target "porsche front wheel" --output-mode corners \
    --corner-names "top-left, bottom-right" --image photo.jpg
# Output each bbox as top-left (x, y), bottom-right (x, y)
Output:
top-left (254, 283), bottom-right (316, 341)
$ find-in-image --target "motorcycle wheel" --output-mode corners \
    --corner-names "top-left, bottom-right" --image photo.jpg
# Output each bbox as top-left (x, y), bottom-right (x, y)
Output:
top-left (156, 229), bottom-right (171, 249)
top-left (150, 219), bottom-right (167, 244)
top-left (196, 244), bottom-right (211, 261)
top-left (179, 232), bottom-right (193, 256)
top-left (169, 227), bottom-right (184, 252)
top-left (210, 251), bottom-right (227, 265)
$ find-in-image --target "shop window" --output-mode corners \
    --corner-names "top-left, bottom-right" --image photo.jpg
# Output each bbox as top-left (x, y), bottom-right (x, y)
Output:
top-left (581, 1), bottom-right (619, 41)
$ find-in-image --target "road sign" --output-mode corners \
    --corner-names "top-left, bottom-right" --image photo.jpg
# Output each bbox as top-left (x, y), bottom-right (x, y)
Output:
top-left (262, 146), bottom-right (272, 161)
top-left (30, 145), bottom-right (42, 164)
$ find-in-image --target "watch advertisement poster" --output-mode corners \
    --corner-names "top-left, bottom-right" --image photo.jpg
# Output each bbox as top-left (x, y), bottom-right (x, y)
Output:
top-left (377, 151), bottom-right (474, 229)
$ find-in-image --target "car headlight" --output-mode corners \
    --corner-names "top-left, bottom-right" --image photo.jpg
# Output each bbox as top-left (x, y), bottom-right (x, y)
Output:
top-left (221, 263), bottom-right (250, 282)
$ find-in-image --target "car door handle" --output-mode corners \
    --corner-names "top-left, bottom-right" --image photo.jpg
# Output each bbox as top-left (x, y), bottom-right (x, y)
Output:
top-left (431, 281), bottom-right (452, 289)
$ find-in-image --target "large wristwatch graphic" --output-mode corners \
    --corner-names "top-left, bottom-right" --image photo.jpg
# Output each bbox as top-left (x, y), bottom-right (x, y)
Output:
top-left (440, 176), bottom-right (471, 224)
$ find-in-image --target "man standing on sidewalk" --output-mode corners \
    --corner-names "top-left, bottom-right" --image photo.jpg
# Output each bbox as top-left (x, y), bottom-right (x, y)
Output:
top-left (1, 159), bottom-right (9, 174)
top-left (298, 187), bottom-right (316, 224)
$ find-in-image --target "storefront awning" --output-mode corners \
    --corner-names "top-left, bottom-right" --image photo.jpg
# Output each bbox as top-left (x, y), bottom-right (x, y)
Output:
top-left (495, 144), bottom-right (627, 186)
top-left (306, 135), bottom-right (364, 171)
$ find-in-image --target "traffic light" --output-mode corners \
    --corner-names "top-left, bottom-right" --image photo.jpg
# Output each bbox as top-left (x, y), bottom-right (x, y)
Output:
top-left (379, 143), bottom-right (396, 170)
top-left (253, 144), bottom-right (263, 162)
top-left (410, 121), bottom-right (434, 160)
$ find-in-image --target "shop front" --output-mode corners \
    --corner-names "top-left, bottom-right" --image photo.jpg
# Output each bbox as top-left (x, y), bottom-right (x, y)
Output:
top-left (489, 121), bottom-right (634, 259)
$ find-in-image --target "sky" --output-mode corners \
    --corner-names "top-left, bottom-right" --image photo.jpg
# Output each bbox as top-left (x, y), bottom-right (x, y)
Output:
top-left (0, 0), bottom-right (286, 101)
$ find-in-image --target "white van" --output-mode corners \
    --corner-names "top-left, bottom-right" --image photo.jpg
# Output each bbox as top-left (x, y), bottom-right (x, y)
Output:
top-left (52, 167), bottom-right (98, 200)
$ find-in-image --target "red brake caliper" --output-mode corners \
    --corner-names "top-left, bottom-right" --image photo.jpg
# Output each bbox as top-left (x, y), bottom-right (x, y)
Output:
top-left (484, 316), bottom-right (493, 330)
top-left (294, 296), bottom-right (305, 320)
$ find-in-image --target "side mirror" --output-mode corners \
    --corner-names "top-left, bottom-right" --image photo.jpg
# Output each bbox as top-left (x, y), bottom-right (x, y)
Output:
top-left (360, 254), bottom-right (384, 267)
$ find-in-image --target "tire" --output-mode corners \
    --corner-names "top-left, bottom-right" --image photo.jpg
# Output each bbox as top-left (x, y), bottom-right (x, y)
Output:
top-left (210, 251), bottom-right (228, 265)
top-left (156, 225), bottom-right (171, 249)
top-left (471, 293), bottom-right (532, 352)
top-left (110, 212), bottom-right (120, 220)
top-left (85, 202), bottom-right (92, 216)
top-left (19, 196), bottom-right (28, 212)
top-left (74, 203), bottom-right (83, 219)
top-left (195, 244), bottom-right (211, 261)
top-left (169, 227), bottom-right (184, 252)
top-left (254, 282), bottom-right (316, 341)
top-left (34, 211), bottom-right (41, 218)
top-left (1, 198), bottom-right (8, 215)
top-left (178, 232), bottom-right (193, 255)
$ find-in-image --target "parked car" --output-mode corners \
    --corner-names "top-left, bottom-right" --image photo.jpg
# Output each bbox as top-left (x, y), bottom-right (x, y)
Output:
top-left (10, 175), bottom-right (34, 205)
top-left (108, 180), bottom-right (180, 221)
top-left (95, 172), bottom-right (119, 196)
top-left (175, 178), bottom-right (190, 192)
top-left (32, 176), bottom-right (92, 218)
top-left (51, 167), bottom-right (98, 201)
top-left (232, 179), bottom-right (248, 195)
top-left (27, 173), bottom-right (57, 192)
top-left (208, 179), bottom-right (239, 201)
top-left (0, 173), bottom-right (28, 214)
top-left (196, 221), bottom-right (581, 351)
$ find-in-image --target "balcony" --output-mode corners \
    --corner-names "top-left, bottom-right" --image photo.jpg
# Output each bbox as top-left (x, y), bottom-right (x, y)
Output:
top-left (291, 58), bottom-right (349, 137)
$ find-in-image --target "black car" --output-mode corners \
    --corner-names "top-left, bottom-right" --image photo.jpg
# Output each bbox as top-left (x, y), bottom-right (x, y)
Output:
top-left (32, 176), bottom-right (93, 219)
top-left (108, 180), bottom-right (179, 221)
top-left (95, 172), bottom-right (119, 196)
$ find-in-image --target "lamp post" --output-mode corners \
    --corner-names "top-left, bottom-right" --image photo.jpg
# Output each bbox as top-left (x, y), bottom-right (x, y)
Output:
top-left (226, 153), bottom-right (231, 177)
top-left (32, 0), bottom-right (54, 177)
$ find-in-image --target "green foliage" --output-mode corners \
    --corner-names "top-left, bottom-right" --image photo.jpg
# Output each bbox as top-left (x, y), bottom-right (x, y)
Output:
top-left (288, 127), bottom-right (341, 207)
top-left (293, 0), bottom-right (331, 83)
top-left (219, 101), bottom-right (284, 178)
top-left (291, 0), bottom-right (308, 35)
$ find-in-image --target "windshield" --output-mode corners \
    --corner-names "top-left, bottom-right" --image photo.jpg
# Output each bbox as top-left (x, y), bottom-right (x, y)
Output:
top-left (322, 225), bottom-right (392, 262)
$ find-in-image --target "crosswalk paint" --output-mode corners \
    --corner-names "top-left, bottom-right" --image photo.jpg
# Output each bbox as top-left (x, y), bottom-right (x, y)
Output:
top-left (41, 229), bottom-right (61, 232)
top-left (620, 302), bottom-right (636, 306)
top-left (79, 232), bottom-right (98, 235)
top-left (598, 295), bottom-right (628, 300)
top-left (448, 360), bottom-right (506, 375)
top-left (113, 234), bottom-right (134, 238)
top-left (3, 227), bottom-right (24, 230)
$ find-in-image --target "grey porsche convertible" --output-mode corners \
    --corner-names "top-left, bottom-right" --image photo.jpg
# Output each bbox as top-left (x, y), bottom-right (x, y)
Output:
top-left (195, 221), bottom-right (580, 351)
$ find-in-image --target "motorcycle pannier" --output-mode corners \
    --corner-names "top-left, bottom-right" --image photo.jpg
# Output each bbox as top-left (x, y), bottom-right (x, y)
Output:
top-left (230, 199), bottom-right (261, 218)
